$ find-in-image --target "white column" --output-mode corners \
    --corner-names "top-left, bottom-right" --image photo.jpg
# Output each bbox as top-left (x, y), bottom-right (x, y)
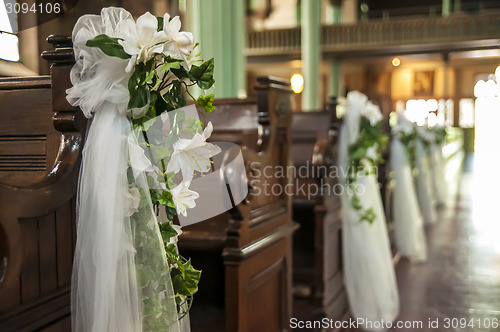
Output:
top-left (301, 0), bottom-right (322, 110)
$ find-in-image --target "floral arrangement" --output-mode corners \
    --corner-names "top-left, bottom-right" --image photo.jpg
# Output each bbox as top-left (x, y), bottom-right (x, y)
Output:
top-left (337, 95), bottom-right (388, 224)
top-left (392, 119), bottom-right (418, 168)
top-left (85, 11), bottom-right (218, 319)
top-left (429, 125), bottom-right (447, 145)
top-left (417, 124), bottom-right (446, 151)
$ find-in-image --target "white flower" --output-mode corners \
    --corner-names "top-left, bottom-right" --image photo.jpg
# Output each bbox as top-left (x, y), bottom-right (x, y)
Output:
top-left (125, 186), bottom-right (141, 217)
top-left (171, 181), bottom-right (199, 217)
top-left (336, 96), bottom-right (347, 119)
top-left (118, 12), bottom-right (168, 72)
top-left (366, 144), bottom-right (379, 162)
top-left (361, 101), bottom-right (383, 126)
top-left (128, 134), bottom-right (154, 176)
top-left (417, 126), bottom-right (434, 143)
top-left (166, 122), bottom-right (222, 181)
top-left (163, 14), bottom-right (195, 62)
top-left (168, 224), bottom-right (183, 244)
top-left (393, 122), bottom-right (414, 136)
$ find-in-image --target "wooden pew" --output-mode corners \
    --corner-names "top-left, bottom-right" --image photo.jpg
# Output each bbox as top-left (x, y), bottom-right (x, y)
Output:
top-left (178, 77), bottom-right (298, 332)
top-left (0, 36), bottom-right (84, 331)
top-left (0, 35), bottom-right (296, 331)
top-left (290, 98), bottom-right (348, 324)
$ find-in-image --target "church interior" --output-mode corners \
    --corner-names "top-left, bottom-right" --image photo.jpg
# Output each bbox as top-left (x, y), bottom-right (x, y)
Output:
top-left (1, 0), bottom-right (499, 331)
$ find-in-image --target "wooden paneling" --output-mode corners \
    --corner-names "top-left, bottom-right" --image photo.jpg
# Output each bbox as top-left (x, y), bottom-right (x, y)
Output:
top-left (0, 35), bottom-right (83, 331)
top-left (179, 77), bottom-right (297, 332)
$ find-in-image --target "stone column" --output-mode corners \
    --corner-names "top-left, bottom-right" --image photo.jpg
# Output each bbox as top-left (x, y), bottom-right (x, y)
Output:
top-left (327, 0), bottom-right (342, 98)
top-left (189, 0), bottom-right (246, 99)
top-left (301, 0), bottom-right (321, 110)
top-left (442, 0), bottom-right (451, 16)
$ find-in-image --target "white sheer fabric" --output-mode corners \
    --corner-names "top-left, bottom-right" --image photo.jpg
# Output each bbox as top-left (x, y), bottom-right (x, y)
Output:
top-left (390, 137), bottom-right (427, 262)
top-left (415, 138), bottom-right (437, 225)
top-left (338, 91), bottom-right (399, 331)
top-left (430, 141), bottom-right (448, 206)
top-left (67, 8), bottom-right (183, 332)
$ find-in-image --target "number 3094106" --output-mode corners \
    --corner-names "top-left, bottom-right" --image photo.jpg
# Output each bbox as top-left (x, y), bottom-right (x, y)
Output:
top-left (5, 2), bottom-right (61, 14)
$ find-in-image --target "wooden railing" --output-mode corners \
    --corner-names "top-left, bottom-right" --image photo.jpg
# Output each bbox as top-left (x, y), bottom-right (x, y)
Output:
top-left (246, 12), bottom-right (500, 57)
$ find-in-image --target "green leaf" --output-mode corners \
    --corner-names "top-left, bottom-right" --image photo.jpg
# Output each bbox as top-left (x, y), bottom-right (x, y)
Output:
top-left (184, 117), bottom-right (203, 136)
top-left (128, 64), bottom-right (150, 110)
top-left (157, 17), bottom-right (164, 31)
top-left (150, 145), bottom-right (171, 161)
top-left (163, 80), bottom-right (187, 109)
top-left (182, 259), bottom-right (201, 295)
top-left (158, 190), bottom-right (175, 208)
top-left (196, 94), bottom-right (215, 113)
top-left (86, 34), bottom-right (130, 60)
top-left (137, 267), bottom-right (154, 288)
top-left (129, 84), bottom-right (149, 112)
top-left (189, 58), bottom-right (215, 89)
top-left (165, 205), bottom-right (177, 221)
top-left (171, 67), bottom-right (189, 79)
top-left (159, 221), bottom-right (179, 243)
top-left (160, 61), bottom-right (181, 73)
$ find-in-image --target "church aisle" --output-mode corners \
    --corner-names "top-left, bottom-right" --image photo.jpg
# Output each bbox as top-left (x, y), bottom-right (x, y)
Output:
top-left (345, 170), bottom-right (500, 332)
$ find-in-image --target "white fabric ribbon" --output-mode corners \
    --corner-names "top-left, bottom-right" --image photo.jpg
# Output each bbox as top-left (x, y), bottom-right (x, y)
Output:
top-left (67, 7), bottom-right (181, 332)
top-left (415, 138), bottom-right (438, 225)
top-left (338, 91), bottom-right (399, 331)
top-left (430, 141), bottom-right (448, 205)
top-left (391, 137), bottom-right (427, 262)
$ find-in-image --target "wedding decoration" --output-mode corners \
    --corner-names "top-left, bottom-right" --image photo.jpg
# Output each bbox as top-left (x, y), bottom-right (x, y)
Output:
top-left (429, 125), bottom-right (449, 205)
top-left (337, 94), bottom-right (388, 224)
top-left (415, 125), bottom-right (438, 224)
top-left (66, 7), bottom-right (219, 331)
top-left (337, 91), bottom-right (399, 331)
top-left (391, 113), bottom-right (427, 262)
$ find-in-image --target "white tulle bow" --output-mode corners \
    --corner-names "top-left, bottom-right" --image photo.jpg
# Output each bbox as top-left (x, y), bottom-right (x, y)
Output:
top-left (66, 7), bottom-right (182, 332)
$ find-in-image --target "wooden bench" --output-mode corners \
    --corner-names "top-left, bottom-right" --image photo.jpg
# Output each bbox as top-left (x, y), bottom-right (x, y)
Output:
top-left (0, 35), bottom-right (297, 332)
top-left (290, 99), bottom-right (349, 325)
top-left (0, 36), bottom-right (84, 332)
top-left (178, 77), bottom-right (298, 332)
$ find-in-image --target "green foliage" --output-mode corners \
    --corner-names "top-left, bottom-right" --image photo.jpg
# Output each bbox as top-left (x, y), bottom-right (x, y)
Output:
top-left (86, 34), bottom-right (131, 59)
top-left (97, 26), bottom-right (217, 320)
top-left (196, 94), bottom-right (215, 113)
top-left (347, 115), bottom-right (388, 224)
top-left (396, 127), bottom-right (418, 168)
top-left (188, 58), bottom-right (215, 89)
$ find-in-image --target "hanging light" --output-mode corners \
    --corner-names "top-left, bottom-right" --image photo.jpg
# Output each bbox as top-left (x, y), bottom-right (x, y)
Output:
top-left (392, 57), bottom-right (401, 67)
top-left (290, 73), bottom-right (304, 94)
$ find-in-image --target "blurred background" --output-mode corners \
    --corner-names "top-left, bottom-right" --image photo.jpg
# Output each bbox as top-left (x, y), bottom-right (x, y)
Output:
top-left (3, 0), bottom-right (500, 154)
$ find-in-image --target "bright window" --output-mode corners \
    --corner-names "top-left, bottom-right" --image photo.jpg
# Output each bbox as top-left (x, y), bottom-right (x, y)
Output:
top-left (0, 0), bottom-right (19, 62)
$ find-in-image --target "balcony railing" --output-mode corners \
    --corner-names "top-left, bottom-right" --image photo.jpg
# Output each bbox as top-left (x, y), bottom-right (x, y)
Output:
top-left (246, 12), bottom-right (500, 58)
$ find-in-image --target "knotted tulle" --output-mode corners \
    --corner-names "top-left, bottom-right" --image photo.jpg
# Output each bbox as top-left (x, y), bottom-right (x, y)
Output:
top-left (67, 7), bottom-right (181, 332)
top-left (415, 139), bottom-right (438, 225)
top-left (391, 137), bottom-right (427, 262)
top-left (338, 91), bottom-right (399, 331)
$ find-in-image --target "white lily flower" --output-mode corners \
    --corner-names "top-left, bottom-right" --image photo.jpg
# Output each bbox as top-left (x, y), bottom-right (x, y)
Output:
top-left (166, 122), bottom-right (222, 181)
top-left (418, 126), bottom-right (435, 143)
top-left (118, 12), bottom-right (168, 72)
top-left (128, 134), bottom-right (154, 176)
top-left (163, 14), bottom-right (195, 63)
top-left (125, 186), bottom-right (141, 217)
top-left (366, 144), bottom-right (379, 162)
top-left (336, 96), bottom-right (347, 119)
top-left (362, 101), bottom-right (383, 126)
top-left (393, 121), bottom-right (414, 136)
top-left (171, 181), bottom-right (199, 217)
